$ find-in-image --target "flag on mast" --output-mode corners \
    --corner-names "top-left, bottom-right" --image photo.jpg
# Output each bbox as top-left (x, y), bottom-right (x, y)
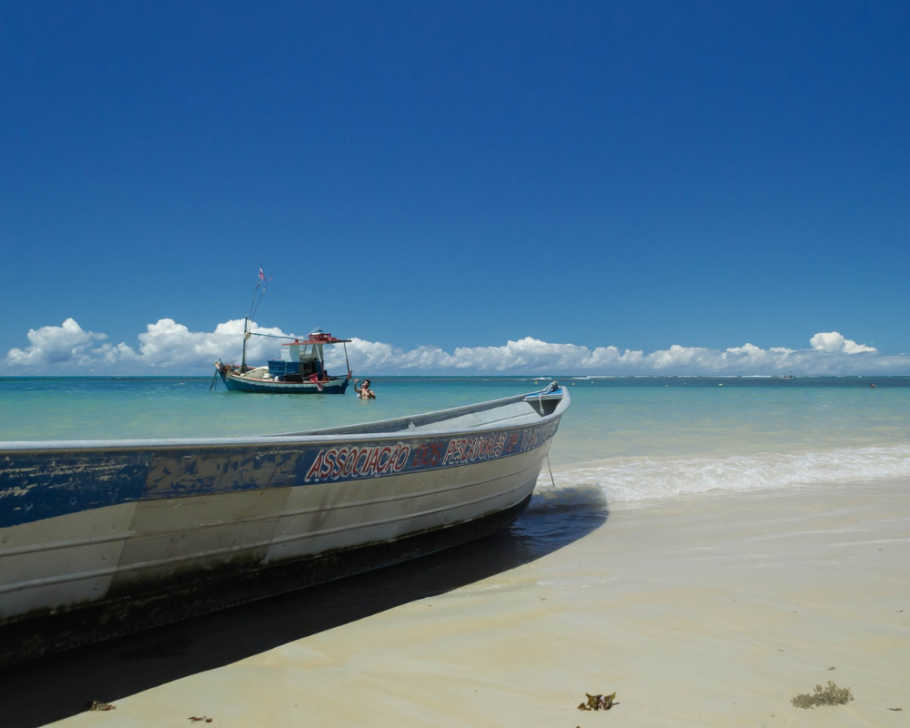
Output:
top-left (258, 268), bottom-right (265, 281)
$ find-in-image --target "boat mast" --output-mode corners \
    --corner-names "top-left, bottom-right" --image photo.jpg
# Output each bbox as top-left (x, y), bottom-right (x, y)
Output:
top-left (241, 267), bottom-right (272, 370)
top-left (241, 316), bottom-right (249, 369)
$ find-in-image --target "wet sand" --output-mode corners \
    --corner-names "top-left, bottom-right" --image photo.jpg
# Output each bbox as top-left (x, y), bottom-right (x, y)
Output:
top-left (14, 478), bottom-right (910, 727)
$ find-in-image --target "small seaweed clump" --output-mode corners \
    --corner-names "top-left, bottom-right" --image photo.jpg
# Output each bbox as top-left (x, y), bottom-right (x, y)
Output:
top-left (578, 692), bottom-right (618, 711)
top-left (89, 701), bottom-right (116, 712)
top-left (791, 681), bottom-right (853, 709)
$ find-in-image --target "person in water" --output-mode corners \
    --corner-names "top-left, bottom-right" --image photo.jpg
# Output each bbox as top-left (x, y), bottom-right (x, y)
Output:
top-left (354, 379), bottom-right (376, 399)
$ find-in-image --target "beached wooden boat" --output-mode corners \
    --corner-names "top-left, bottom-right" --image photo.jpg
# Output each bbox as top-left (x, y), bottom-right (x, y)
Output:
top-left (0, 384), bottom-right (569, 666)
top-left (215, 331), bottom-right (353, 394)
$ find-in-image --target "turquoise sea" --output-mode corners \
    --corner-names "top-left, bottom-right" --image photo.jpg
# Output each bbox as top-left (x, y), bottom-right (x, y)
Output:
top-left (2, 376), bottom-right (909, 507)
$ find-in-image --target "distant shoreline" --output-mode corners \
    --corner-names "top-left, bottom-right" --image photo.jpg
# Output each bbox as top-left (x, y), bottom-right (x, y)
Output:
top-left (2, 374), bottom-right (910, 382)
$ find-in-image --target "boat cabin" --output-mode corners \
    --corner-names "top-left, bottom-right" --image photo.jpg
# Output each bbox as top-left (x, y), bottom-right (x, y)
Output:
top-left (267, 333), bottom-right (351, 383)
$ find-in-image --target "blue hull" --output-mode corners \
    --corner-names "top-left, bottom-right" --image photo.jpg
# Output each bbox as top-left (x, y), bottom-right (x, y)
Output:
top-left (220, 372), bottom-right (349, 394)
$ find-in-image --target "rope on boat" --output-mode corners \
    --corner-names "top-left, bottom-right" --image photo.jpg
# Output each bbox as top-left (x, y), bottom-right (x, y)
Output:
top-left (246, 331), bottom-right (298, 340)
top-left (536, 381), bottom-right (560, 415)
top-left (209, 362), bottom-right (222, 391)
top-left (543, 383), bottom-right (559, 486)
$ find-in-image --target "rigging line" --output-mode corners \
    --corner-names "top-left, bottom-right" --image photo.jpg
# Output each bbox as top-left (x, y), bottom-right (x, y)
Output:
top-left (247, 332), bottom-right (298, 340)
top-left (246, 276), bottom-right (262, 329)
top-left (546, 454), bottom-right (556, 488)
top-left (250, 270), bottom-right (274, 324)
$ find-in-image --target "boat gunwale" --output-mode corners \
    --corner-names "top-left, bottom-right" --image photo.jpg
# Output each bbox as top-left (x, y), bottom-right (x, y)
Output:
top-left (0, 386), bottom-right (570, 454)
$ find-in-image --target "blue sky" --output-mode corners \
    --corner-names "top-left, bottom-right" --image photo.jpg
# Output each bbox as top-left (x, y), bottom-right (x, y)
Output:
top-left (2, 1), bottom-right (909, 375)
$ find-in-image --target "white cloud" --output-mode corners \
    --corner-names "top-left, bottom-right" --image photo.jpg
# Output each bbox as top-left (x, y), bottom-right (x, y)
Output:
top-left (328, 337), bottom-right (647, 373)
top-left (330, 334), bottom-right (899, 376)
top-left (3, 320), bottom-right (906, 376)
top-left (7, 318), bottom-right (108, 367)
top-left (810, 331), bottom-right (877, 354)
top-left (4, 318), bottom-right (298, 374)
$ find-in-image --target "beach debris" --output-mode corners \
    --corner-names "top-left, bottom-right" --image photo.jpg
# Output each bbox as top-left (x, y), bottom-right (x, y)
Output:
top-left (888, 707), bottom-right (903, 711)
top-left (578, 692), bottom-right (618, 711)
top-left (827, 666), bottom-right (836, 671)
top-left (791, 682), bottom-right (853, 709)
top-left (188, 717), bottom-right (213, 723)
top-left (89, 701), bottom-right (116, 711)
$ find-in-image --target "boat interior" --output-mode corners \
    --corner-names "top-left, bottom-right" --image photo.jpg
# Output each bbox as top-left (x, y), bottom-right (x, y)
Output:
top-left (274, 386), bottom-right (564, 438)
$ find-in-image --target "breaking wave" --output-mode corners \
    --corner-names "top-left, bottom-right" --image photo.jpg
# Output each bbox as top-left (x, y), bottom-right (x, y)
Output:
top-left (545, 445), bottom-right (910, 504)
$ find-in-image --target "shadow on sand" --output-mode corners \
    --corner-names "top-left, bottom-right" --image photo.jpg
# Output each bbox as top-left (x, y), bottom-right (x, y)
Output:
top-left (0, 485), bottom-right (607, 728)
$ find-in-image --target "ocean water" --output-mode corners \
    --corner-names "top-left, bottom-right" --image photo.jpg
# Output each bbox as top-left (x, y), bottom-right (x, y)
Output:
top-left (2, 376), bottom-right (909, 508)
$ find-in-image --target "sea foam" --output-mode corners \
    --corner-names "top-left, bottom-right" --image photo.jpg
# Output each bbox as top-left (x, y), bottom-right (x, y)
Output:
top-left (545, 445), bottom-right (910, 504)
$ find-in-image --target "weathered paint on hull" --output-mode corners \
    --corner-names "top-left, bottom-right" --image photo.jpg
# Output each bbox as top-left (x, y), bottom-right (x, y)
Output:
top-left (0, 386), bottom-right (569, 665)
top-left (220, 372), bottom-right (349, 394)
top-left (0, 450), bottom-right (548, 666)
top-left (0, 447), bottom-right (547, 615)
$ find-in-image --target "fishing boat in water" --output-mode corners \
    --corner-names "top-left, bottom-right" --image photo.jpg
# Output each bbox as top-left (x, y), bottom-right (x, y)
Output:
top-left (215, 330), bottom-right (353, 394)
top-left (0, 383), bottom-right (569, 666)
top-left (213, 270), bottom-right (353, 394)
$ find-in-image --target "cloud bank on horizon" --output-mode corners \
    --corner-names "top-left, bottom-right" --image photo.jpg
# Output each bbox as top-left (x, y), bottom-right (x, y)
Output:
top-left (4, 319), bottom-right (906, 377)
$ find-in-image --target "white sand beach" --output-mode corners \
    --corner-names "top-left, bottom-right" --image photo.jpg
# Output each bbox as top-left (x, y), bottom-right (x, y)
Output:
top-left (45, 476), bottom-right (909, 728)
